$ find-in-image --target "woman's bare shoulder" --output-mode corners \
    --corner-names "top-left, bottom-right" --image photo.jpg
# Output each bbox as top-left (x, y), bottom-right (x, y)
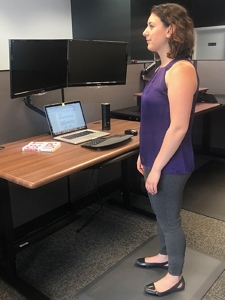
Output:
top-left (166, 59), bottom-right (197, 91)
top-left (170, 60), bottom-right (195, 74)
top-left (166, 60), bottom-right (196, 81)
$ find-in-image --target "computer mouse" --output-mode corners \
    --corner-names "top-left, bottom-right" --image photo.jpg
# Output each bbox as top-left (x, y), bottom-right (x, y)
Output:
top-left (124, 129), bottom-right (138, 136)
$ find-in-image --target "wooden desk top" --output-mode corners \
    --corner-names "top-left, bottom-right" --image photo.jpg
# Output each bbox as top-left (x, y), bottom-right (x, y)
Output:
top-left (195, 102), bottom-right (221, 114)
top-left (0, 119), bottom-right (140, 189)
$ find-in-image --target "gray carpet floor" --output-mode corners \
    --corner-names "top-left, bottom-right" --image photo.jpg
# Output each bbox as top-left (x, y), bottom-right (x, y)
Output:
top-left (0, 191), bottom-right (225, 299)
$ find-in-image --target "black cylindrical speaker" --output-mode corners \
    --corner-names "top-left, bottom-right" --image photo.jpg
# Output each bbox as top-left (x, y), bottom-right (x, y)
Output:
top-left (101, 103), bottom-right (111, 130)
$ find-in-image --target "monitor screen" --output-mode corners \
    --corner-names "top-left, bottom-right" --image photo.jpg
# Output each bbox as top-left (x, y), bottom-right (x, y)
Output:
top-left (9, 39), bottom-right (68, 99)
top-left (68, 39), bottom-right (128, 87)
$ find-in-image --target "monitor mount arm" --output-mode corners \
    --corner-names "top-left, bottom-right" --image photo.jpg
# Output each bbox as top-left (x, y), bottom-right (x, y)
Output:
top-left (23, 88), bottom-right (65, 117)
top-left (140, 61), bottom-right (156, 80)
top-left (23, 96), bottom-right (46, 117)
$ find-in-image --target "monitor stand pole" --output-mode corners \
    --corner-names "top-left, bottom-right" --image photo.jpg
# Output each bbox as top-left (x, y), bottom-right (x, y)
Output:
top-left (61, 88), bottom-right (65, 104)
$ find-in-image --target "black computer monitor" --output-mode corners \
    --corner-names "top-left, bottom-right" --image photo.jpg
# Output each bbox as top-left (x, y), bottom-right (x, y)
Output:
top-left (68, 39), bottom-right (128, 87)
top-left (9, 39), bottom-right (68, 99)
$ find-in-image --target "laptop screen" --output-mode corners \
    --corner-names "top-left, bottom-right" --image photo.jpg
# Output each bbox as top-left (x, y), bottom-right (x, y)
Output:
top-left (44, 101), bottom-right (87, 137)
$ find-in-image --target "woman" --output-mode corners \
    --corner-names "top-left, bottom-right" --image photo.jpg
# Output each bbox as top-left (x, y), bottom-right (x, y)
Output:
top-left (135, 3), bottom-right (199, 297)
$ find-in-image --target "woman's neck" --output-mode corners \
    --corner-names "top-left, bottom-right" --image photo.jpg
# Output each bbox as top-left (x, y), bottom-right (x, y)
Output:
top-left (157, 49), bottom-right (173, 67)
top-left (159, 58), bottom-right (173, 68)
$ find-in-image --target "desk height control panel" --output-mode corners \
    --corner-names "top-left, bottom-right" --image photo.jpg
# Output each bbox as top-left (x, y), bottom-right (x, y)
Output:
top-left (110, 106), bottom-right (141, 122)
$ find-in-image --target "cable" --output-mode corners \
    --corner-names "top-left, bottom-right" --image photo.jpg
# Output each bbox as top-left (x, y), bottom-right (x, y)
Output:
top-left (76, 169), bottom-right (104, 233)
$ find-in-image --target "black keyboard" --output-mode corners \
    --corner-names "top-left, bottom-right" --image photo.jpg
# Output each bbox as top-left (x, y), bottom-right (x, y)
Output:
top-left (63, 130), bottom-right (93, 140)
top-left (81, 134), bottom-right (133, 150)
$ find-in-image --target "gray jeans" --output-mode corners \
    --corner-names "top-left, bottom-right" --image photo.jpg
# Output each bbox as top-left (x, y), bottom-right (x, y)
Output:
top-left (144, 168), bottom-right (191, 276)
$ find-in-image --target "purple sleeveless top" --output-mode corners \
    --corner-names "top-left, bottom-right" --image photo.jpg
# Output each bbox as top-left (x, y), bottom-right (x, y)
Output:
top-left (139, 58), bottom-right (199, 174)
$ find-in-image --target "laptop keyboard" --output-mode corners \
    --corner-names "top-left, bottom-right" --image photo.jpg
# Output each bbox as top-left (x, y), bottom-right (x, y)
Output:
top-left (63, 130), bottom-right (94, 140)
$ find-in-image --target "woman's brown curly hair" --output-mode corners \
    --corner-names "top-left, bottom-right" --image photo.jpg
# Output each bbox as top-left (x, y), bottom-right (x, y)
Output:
top-left (151, 3), bottom-right (194, 59)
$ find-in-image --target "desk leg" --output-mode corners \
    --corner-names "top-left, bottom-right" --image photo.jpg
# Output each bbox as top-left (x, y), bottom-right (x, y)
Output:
top-left (0, 179), bottom-right (49, 300)
top-left (201, 113), bottom-right (211, 155)
top-left (120, 159), bottom-right (132, 208)
top-left (109, 157), bottom-right (156, 220)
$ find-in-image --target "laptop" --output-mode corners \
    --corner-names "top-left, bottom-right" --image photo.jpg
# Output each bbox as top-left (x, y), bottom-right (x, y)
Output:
top-left (44, 101), bottom-right (109, 145)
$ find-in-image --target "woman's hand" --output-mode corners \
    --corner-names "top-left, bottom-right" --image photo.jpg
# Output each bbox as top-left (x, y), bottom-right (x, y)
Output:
top-left (137, 155), bottom-right (144, 175)
top-left (145, 169), bottom-right (161, 195)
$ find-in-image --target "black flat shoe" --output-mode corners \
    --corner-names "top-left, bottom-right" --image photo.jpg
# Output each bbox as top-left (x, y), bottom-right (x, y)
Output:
top-left (144, 276), bottom-right (185, 297)
top-left (136, 258), bottom-right (168, 269)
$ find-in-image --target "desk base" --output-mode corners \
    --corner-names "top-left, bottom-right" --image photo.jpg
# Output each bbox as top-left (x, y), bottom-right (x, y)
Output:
top-left (0, 177), bottom-right (82, 300)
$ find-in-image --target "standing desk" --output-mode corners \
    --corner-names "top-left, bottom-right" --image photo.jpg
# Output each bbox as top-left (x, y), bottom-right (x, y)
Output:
top-left (0, 118), bottom-right (140, 299)
top-left (0, 105), bottom-right (224, 298)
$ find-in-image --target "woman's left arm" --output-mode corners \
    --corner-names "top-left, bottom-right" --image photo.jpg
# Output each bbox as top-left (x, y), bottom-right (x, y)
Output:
top-left (145, 61), bottom-right (197, 195)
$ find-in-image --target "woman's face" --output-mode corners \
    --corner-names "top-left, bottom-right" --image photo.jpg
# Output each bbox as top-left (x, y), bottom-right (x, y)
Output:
top-left (143, 13), bottom-right (171, 53)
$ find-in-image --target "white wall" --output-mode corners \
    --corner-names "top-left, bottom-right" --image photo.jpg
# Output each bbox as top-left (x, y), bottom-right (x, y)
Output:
top-left (197, 61), bottom-right (225, 95)
top-left (0, 0), bottom-right (72, 70)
